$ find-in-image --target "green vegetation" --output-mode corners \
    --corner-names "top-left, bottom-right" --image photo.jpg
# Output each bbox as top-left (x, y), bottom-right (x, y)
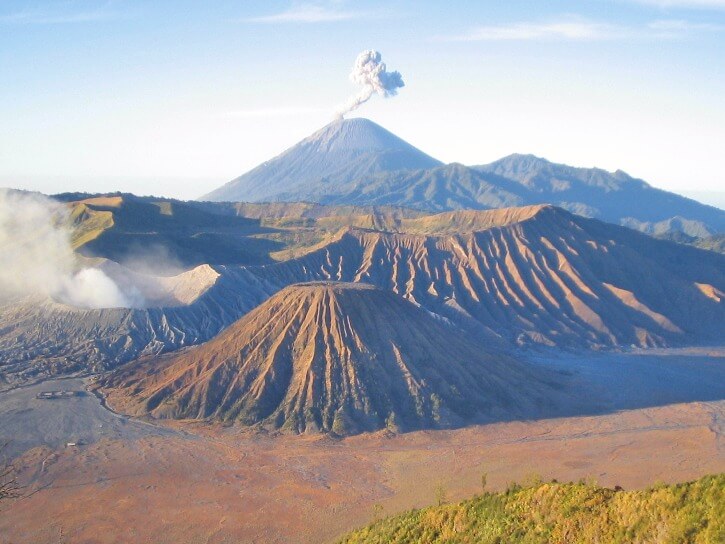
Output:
top-left (655, 231), bottom-right (725, 254)
top-left (68, 195), bottom-right (284, 266)
top-left (339, 474), bottom-right (724, 544)
top-left (694, 234), bottom-right (725, 254)
top-left (68, 203), bottom-right (115, 249)
top-left (65, 194), bottom-right (420, 266)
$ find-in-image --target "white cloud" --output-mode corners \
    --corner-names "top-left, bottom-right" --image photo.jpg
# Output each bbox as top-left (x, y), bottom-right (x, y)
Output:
top-left (648, 18), bottom-right (724, 33)
top-left (244, 2), bottom-right (373, 24)
top-left (0, 8), bottom-right (120, 24)
top-left (444, 16), bottom-right (723, 42)
top-left (632, 0), bottom-right (725, 8)
top-left (448, 20), bottom-right (623, 41)
top-left (224, 107), bottom-right (329, 118)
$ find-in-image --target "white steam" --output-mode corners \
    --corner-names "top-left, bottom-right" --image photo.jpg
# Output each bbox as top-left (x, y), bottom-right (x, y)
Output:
top-left (62, 268), bottom-right (138, 309)
top-left (336, 50), bottom-right (404, 118)
top-left (0, 189), bottom-right (143, 309)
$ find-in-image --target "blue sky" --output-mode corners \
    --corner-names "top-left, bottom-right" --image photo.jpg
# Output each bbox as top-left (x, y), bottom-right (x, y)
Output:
top-left (1, 1), bottom-right (724, 203)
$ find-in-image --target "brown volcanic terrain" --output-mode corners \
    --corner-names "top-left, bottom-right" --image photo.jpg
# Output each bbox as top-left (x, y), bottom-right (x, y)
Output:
top-left (102, 282), bottom-right (559, 433)
top-left (3, 399), bottom-right (723, 544)
top-left (1, 202), bottom-right (723, 385)
top-left (246, 205), bottom-right (724, 348)
top-left (1, 117), bottom-right (723, 544)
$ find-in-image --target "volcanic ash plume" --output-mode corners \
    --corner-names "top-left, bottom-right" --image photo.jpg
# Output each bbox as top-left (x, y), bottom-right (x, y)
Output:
top-left (0, 189), bottom-right (143, 309)
top-left (337, 50), bottom-right (404, 118)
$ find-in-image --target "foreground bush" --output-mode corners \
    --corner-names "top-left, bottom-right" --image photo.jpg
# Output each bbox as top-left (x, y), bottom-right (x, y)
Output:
top-left (339, 473), bottom-right (724, 543)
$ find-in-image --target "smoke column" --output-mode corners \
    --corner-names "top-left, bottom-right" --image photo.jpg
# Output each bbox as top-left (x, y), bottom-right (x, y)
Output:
top-left (337, 50), bottom-right (404, 118)
top-left (0, 189), bottom-right (142, 309)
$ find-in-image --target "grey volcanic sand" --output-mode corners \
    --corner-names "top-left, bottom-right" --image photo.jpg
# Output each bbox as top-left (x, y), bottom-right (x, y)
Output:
top-left (529, 347), bottom-right (725, 412)
top-left (1, 347), bottom-right (722, 459)
top-left (0, 349), bottom-right (722, 544)
top-left (0, 377), bottom-right (178, 458)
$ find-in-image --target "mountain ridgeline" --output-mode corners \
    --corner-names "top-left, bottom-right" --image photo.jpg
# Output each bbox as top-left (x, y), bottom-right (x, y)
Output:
top-left (203, 118), bottom-right (724, 238)
top-left (1, 199), bottom-right (722, 387)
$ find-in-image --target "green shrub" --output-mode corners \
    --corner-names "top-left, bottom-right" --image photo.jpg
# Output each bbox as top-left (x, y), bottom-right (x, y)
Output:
top-left (339, 473), bottom-right (724, 544)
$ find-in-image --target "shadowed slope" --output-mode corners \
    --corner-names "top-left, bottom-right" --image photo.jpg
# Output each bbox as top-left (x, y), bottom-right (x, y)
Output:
top-left (103, 282), bottom-right (558, 434)
top-left (246, 205), bottom-right (724, 348)
top-left (2, 204), bottom-right (722, 386)
top-left (200, 117), bottom-right (725, 237)
top-left (294, 157), bottom-right (724, 237)
top-left (67, 194), bottom-right (283, 267)
top-left (0, 265), bottom-right (274, 386)
top-left (280, 163), bottom-right (524, 212)
top-left (477, 154), bottom-right (725, 236)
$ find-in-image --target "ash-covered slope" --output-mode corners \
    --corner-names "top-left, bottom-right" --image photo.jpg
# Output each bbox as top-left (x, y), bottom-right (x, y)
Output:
top-left (202, 118), bottom-right (442, 202)
top-left (243, 205), bottom-right (724, 349)
top-left (102, 282), bottom-right (557, 434)
top-left (0, 265), bottom-right (276, 386)
top-left (2, 204), bottom-right (722, 387)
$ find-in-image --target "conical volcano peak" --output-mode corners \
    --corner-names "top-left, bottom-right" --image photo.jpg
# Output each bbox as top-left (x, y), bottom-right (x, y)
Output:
top-left (200, 118), bottom-right (441, 203)
top-left (101, 281), bottom-right (558, 435)
top-left (305, 118), bottom-right (416, 153)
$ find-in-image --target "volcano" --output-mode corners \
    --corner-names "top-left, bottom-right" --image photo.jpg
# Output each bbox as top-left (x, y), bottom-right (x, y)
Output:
top-left (4, 202), bottom-right (724, 387)
top-left (101, 282), bottom-right (559, 435)
top-left (202, 118), bottom-right (724, 238)
top-left (202, 118), bottom-right (442, 203)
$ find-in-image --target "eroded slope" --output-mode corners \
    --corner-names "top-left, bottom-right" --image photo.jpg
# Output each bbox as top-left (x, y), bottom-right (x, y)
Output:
top-left (102, 282), bottom-right (558, 434)
top-left (246, 205), bottom-right (724, 348)
top-left (2, 204), bottom-right (722, 385)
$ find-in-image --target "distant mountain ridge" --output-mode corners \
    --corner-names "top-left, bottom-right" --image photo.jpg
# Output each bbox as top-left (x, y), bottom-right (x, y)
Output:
top-left (202, 118), bottom-right (724, 237)
top-left (476, 154), bottom-right (725, 237)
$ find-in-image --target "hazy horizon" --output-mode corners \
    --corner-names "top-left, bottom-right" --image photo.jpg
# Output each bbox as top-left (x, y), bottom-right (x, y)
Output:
top-left (2, 115), bottom-right (724, 210)
top-left (2, 146), bottom-right (724, 211)
top-left (2, 1), bottom-right (724, 201)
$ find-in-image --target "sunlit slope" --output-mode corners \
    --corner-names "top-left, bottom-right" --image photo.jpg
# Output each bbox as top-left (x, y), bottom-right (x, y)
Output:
top-left (247, 205), bottom-right (724, 348)
top-left (68, 194), bottom-right (427, 265)
top-left (339, 474), bottom-right (725, 544)
top-left (101, 282), bottom-right (559, 434)
top-left (67, 194), bottom-right (281, 267)
top-left (2, 204), bottom-right (722, 386)
top-left (68, 200), bottom-right (115, 249)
